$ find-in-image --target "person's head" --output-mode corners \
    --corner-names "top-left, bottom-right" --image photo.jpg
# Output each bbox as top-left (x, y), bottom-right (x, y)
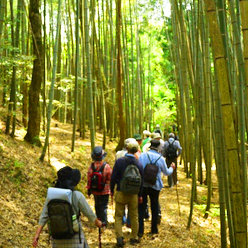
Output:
top-left (56, 166), bottom-right (81, 189)
top-left (153, 132), bottom-right (161, 140)
top-left (91, 146), bottom-right (107, 161)
top-left (124, 138), bottom-right (136, 149)
top-left (127, 140), bottom-right (139, 154)
top-left (133, 133), bottom-right (142, 145)
top-left (143, 130), bottom-right (151, 138)
top-left (169, 133), bottom-right (175, 139)
top-left (156, 124), bottom-right (160, 129)
top-left (150, 139), bottom-right (160, 151)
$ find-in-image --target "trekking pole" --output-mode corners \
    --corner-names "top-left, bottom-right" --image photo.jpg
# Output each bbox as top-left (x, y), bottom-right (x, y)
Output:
top-left (98, 226), bottom-right (102, 248)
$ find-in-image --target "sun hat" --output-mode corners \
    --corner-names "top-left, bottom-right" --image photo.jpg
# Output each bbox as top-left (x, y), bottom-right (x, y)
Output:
top-left (152, 132), bottom-right (161, 139)
top-left (169, 133), bottom-right (175, 138)
top-left (57, 166), bottom-right (81, 187)
top-left (91, 146), bottom-right (107, 161)
top-left (143, 130), bottom-right (151, 136)
top-left (133, 133), bottom-right (142, 141)
top-left (150, 139), bottom-right (160, 149)
top-left (124, 138), bottom-right (136, 146)
top-left (127, 140), bottom-right (139, 151)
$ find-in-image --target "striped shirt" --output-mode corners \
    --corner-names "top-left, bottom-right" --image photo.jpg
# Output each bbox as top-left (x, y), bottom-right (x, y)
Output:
top-left (87, 161), bottom-right (112, 195)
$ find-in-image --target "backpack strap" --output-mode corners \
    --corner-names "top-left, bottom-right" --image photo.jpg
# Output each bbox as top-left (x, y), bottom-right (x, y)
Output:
top-left (71, 191), bottom-right (82, 244)
top-left (91, 162), bottom-right (106, 172)
top-left (147, 153), bottom-right (161, 165)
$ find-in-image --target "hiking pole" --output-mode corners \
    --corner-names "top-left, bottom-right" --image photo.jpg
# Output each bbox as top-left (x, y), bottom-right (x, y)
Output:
top-left (98, 226), bottom-right (102, 248)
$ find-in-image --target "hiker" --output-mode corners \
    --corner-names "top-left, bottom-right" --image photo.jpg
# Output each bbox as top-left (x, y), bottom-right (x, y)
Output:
top-left (133, 133), bottom-right (142, 158)
top-left (162, 133), bottom-right (182, 188)
top-left (115, 138), bottom-right (136, 159)
top-left (154, 124), bottom-right (163, 139)
top-left (141, 130), bottom-right (151, 151)
top-left (111, 140), bottom-right (144, 247)
top-left (32, 166), bottom-right (102, 248)
top-left (152, 132), bottom-right (164, 153)
top-left (138, 139), bottom-right (176, 236)
top-left (87, 146), bottom-right (112, 227)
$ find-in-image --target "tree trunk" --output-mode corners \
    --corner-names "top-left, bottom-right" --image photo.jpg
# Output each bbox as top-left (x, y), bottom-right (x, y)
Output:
top-left (24, 0), bottom-right (43, 146)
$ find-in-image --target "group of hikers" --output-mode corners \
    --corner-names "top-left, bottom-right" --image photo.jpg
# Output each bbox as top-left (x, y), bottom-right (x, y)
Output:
top-left (32, 125), bottom-right (182, 248)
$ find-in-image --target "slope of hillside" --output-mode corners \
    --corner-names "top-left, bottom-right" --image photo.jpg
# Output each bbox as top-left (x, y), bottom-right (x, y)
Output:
top-left (0, 114), bottom-right (222, 248)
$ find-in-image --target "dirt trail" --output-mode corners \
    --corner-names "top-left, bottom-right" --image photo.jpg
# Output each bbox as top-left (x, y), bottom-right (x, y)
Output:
top-left (0, 117), bottom-right (222, 248)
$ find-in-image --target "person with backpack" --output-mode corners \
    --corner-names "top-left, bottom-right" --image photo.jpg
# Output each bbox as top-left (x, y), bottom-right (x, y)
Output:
top-left (110, 140), bottom-right (144, 247)
top-left (32, 166), bottom-right (102, 248)
top-left (87, 146), bottom-right (112, 227)
top-left (153, 124), bottom-right (163, 139)
top-left (138, 139), bottom-right (176, 236)
top-left (162, 133), bottom-right (182, 188)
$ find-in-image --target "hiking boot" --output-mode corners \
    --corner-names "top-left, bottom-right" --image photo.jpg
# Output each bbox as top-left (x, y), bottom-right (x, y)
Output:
top-left (130, 238), bottom-right (140, 245)
top-left (116, 237), bottom-right (124, 247)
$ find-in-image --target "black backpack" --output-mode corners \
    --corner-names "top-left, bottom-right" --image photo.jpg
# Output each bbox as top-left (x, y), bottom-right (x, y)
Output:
top-left (47, 189), bottom-right (80, 240)
top-left (89, 162), bottom-right (106, 192)
top-left (120, 157), bottom-right (141, 194)
top-left (144, 153), bottom-right (161, 185)
top-left (166, 140), bottom-right (177, 158)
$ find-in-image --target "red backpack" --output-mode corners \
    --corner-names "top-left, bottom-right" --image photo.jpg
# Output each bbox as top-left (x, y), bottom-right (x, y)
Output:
top-left (89, 162), bottom-right (106, 192)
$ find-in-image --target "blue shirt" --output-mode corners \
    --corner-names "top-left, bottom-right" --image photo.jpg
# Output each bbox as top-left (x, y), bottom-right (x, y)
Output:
top-left (139, 149), bottom-right (173, 191)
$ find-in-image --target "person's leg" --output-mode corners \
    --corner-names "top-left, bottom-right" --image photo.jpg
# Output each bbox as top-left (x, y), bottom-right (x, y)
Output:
top-left (166, 158), bottom-right (174, 187)
top-left (127, 194), bottom-right (138, 239)
top-left (99, 194), bottom-right (109, 226)
top-left (138, 187), bottom-right (148, 236)
top-left (94, 195), bottom-right (100, 219)
top-left (148, 188), bottom-right (160, 234)
top-left (115, 191), bottom-right (126, 239)
top-left (173, 158), bottom-right (178, 184)
top-left (158, 202), bottom-right (161, 224)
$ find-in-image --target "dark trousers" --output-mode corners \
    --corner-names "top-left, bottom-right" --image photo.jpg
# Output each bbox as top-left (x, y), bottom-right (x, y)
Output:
top-left (138, 187), bottom-right (160, 234)
top-left (94, 194), bottom-right (109, 226)
top-left (166, 157), bottom-right (177, 187)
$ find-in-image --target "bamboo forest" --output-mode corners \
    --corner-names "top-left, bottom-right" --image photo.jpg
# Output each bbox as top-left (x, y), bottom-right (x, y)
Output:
top-left (0, 0), bottom-right (248, 247)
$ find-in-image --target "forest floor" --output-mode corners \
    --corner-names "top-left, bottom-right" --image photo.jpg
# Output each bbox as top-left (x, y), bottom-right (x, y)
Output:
top-left (0, 110), bottom-right (224, 248)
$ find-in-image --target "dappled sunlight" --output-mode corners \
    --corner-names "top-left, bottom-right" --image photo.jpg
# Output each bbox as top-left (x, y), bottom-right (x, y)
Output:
top-left (0, 115), bottom-right (223, 247)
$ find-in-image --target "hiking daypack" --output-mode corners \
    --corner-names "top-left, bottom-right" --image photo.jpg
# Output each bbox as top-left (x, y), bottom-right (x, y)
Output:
top-left (47, 187), bottom-right (79, 240)
top-left (144, 153), bottom-right (161, 185)
top-left (120, 157), bottom-right (141, 194)
top-left (166, 140), bottom-right (177, 158)
top-left (89, 162), bottom-right (106, 192)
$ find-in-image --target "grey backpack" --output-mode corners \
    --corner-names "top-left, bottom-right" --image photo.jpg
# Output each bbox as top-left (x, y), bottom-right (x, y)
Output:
top-left (120, 157), bottom-right (141, 194)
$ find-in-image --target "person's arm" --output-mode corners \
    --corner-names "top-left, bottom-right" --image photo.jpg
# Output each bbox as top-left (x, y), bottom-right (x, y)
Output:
top-left (160, 157), bottom-right (174, 176)
top-left (110, 161), bottom-right (118, 194)
top-left (32, 225), bottom-right (44, 247)
top-left (176, 141), bottom-right (182, 155)
top-left (137, 161), bottom-right (144, 197)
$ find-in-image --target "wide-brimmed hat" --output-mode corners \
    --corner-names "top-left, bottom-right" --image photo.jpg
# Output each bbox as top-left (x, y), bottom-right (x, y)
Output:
top-left (91, 146), bottom-right (107, 161)
top-left (57, 166), bottom-right (81, 186)
top-left (143, 130), bottom-right (151, 136)
top-left (124, 138), bottom-right (136, 146)
top-left (169, 133), bottom-right (175, 138)
top-left (127, 140), bottom-right (139, 149)
top-left (133, 133), bottom-right (142, 141)
top-left (150, 139), bottom-right (160, 149)
top-left (152, 132), bottom-right (161, 139)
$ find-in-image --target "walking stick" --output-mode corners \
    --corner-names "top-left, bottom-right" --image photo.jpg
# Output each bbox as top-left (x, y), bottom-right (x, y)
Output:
top-left (98, 226), bottom-right (102, 248)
